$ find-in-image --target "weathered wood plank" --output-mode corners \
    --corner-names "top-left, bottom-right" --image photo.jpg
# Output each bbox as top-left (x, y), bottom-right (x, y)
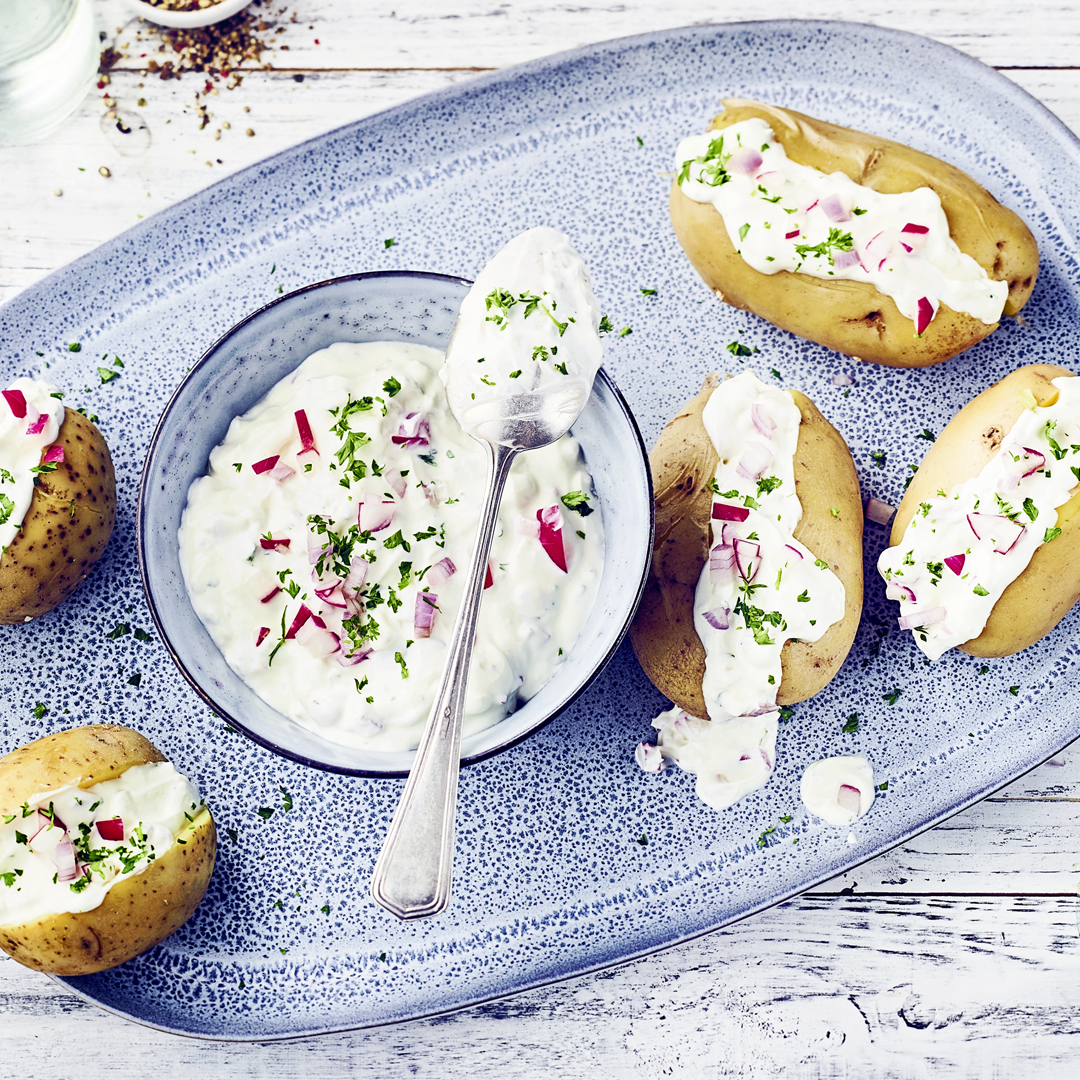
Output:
top-left (4, 893), bottom-right (1079, 1076)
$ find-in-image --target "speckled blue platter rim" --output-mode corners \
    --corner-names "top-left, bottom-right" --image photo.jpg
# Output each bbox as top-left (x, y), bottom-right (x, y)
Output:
top-left (1, 17), bottom-right (1078, 1039)
top-left (137, 270), bottom-right (651, 777)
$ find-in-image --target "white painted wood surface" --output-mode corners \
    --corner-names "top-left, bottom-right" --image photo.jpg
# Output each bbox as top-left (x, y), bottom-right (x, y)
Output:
top-left (4, 1), bottom-right (1080, 1075)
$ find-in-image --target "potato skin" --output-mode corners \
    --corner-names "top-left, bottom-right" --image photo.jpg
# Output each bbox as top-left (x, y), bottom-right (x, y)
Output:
top-left (630, 376), bottom-right (863, 718)
top-left (891, 364), bottom-right (1080, 657)
top-left (0, 725), bottom-right (216, 975)
top-left (670, 99), bottom-right (1039, 368)
top-left (0, 408), bottom-right (116, 624)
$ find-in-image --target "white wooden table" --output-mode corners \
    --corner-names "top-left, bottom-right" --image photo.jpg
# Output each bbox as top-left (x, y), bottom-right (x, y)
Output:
top-left (4, 2), bottom-right (1080, 1076)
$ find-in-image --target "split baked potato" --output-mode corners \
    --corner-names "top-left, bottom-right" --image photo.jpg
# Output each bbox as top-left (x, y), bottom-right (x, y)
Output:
top-left (0, 724), bottom-right (215, 975)
top-left (671, 99), bottom-right (1039, 368)
top-left (0, 407), bottom-right (116, 624)
top-left (630, 374), bottom-right (863, 718)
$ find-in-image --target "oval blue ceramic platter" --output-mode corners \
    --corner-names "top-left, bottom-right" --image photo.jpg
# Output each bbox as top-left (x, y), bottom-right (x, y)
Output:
top-left (2, 19), bottom-right (1080, 1039)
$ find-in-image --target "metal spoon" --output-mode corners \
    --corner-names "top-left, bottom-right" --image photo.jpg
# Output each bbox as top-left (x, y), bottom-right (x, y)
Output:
top-left (370, 229), bottom-right (601, 920)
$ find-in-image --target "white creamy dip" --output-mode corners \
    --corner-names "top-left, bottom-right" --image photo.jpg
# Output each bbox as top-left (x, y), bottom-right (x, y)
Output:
top-left (636, 372), bottom-right (846, 808)
top-left (441, 227), bottom-right (603, 443)
top-left (800, 755), bottom-right (875, 826)
top-left (879, 376), bottom-right (1080, 660)
top-left (0, 378), bottom-right (66, 555)
top-left (675, 117), bottom-right (1008, 334)
top-left (179, 341), bottom-right (604, 752)
top-left (0, 762), bottom-right (203, 926)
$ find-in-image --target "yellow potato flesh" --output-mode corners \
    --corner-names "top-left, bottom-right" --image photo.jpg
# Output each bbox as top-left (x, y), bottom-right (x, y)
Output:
top-left (629, 376), bottom-right (863, 718)
top-left (670, 99), bottom-right (1039, 368)
top-left (890, 364), bottom-right (1079, 657)
top-left (0, 408), bottom-right (116, 623)
top-left (0, 725), bottom-right (216, 975)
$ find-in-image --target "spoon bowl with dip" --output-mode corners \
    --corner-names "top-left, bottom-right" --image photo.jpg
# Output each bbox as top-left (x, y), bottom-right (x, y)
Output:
top-left (370, 227), bottom-right (605, 920)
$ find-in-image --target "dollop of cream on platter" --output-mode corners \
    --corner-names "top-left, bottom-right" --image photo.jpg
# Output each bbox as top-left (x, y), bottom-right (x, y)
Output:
top-left (800, 755), bottom-right (875, 826)
top-left (675, 117), bottom-right (1008, 334)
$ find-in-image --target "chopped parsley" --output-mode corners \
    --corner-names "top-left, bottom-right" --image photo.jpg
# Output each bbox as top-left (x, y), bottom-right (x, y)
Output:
top-left (842, 713), bottom-right (859, 734)
top-left (726, 341), bottom-right (754, 357)
top-left (973, 584), bottom-right (990, 596)
top-left (382, 376), bottom-right (401, 397)
top-left (917, 429), bottom-right (937, 443)
top-left (793, 227), bottom-right (854, 265)
top-left (882, 689), bottom-right (902, 706)
top-left (561, 490), bottom-right (594, 517)
top-left (1044, 526), bottom-right (1063, 544)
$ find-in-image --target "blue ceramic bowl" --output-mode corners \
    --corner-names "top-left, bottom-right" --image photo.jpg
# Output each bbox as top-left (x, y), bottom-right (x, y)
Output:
top-left (138, 271), bottom-right (653, 776)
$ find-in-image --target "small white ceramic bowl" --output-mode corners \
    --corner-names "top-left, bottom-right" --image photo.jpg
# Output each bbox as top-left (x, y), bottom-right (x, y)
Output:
top-left (139, 272), bottom-right (654, 777)
top-left (121, 0), bottom-right (252, 30)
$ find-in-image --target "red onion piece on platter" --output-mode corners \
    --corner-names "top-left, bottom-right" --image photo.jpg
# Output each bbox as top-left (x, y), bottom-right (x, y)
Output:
top-left (865, 497), bottom-right (895, 525)
top-left (830, 373), bottom-right (855, 387)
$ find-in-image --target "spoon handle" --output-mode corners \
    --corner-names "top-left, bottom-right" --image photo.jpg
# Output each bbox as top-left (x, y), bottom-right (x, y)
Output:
top-left (370, 440), bottom-right (519, 920)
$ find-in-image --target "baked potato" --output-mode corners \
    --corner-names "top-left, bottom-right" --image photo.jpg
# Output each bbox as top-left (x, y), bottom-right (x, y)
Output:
top-left (0, 724), bottom-right (215, 975)
top-left (670, 99), bottom-right (1039, 368)
top-left (630, 373), bottom-right (863, 718)
top-left (0, 405), bottom-right (116, 624)
top-left (886, 364), bottom-right (1080, 657)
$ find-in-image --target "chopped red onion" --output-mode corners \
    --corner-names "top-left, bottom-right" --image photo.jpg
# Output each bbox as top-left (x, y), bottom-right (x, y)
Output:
top-left (944, 553), bottom-right (966, 576)
top-left (25, 411), bottom-right (47, 436)
top-left (901, 223), bottom-right (929, 235)
top-left (335, 646), bottom-right (371, 667)
top-left (728, 146), bottom-right (763, 175)
top-left (343, 555), bottom-right (369, 594)
top-left (53, 840), bottom-right (78, 883)
top-left (785, 544), bottom-right (804, 559)
top-left (710, 542), bottom-right (736, 583)
top-left (284, 604), bottom-right (313, 639)
top-left (837, 784), bottom-right (862, 816)
top-left (760, 747), bottom-right (773, 771)
top-left (915, 297), bottom-right (935, 335)
top-left (993, 520), bottom-right (1026, 555)
top-left (259, 586), bottom-right (281, 604)
top-left (314, 582), bottom-right (348, 608)
top-left (886, 581), bottom-right (916, 604)
top-left (733, 537), bottom-right (761, 582)
top-left (95, 817), bottom-right (124, 842)
top-left (268, 461), bottom-right (295, 484)
top-left (832, 247), bottom-right (861, 271)
top-left (414, 590), bottom-right (438, 637)
top-left (428, 556), bottom-right (457, 588)
top-left (712, 502), bottom-right (749, 522)
top-left (255, 626), bottom-right (271, 647)
top-left (702, 606), bottom-right (730, 631)
top-left (820, 194), bottom-right (850, 222)
top-left (898, 606), bottom-right (945, 631)
top-left (751, 403), bottom-right (776, 439)
top-left (805, 199), bottom-right (819, 213)
top-left (385, 469), bottom-right (408, 498)
top-left (830, 373), bottom-right (855, 386)
top-left (294, 409), bottom-right (318, 456)
top-left (252, 455), bottom-right (279, 475)
top-left (736, 441), bottom-right (773, 481)
top-left (295, 620), bottom-right (340, 657)
top-left (1020, 447), bottom-right (1046, 477)
top-left (865, 497), bottom-right (895, 525)
top-left (259, 536), bottom-right (291, 552)
top-left (358, 498), bottom-right (396, 533)
top-left (421, 480), bottom-right (439, 507)
top-left (308, 533), bottom-right (331, 567)
top-left (484, 563), bottom-right (493, 590)
top-left (2, 388), bottom-right (27, 418)
top-left (391, 412), bottom-right (430, 447)
top-left (785, 228), bottom-right (800, 240)
top-left (536, 505), bottom-right (568, 572)
top-left (42, 445), bottom-right (65, 465)
top-left (968, 512), bottom-right (1026, 553)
